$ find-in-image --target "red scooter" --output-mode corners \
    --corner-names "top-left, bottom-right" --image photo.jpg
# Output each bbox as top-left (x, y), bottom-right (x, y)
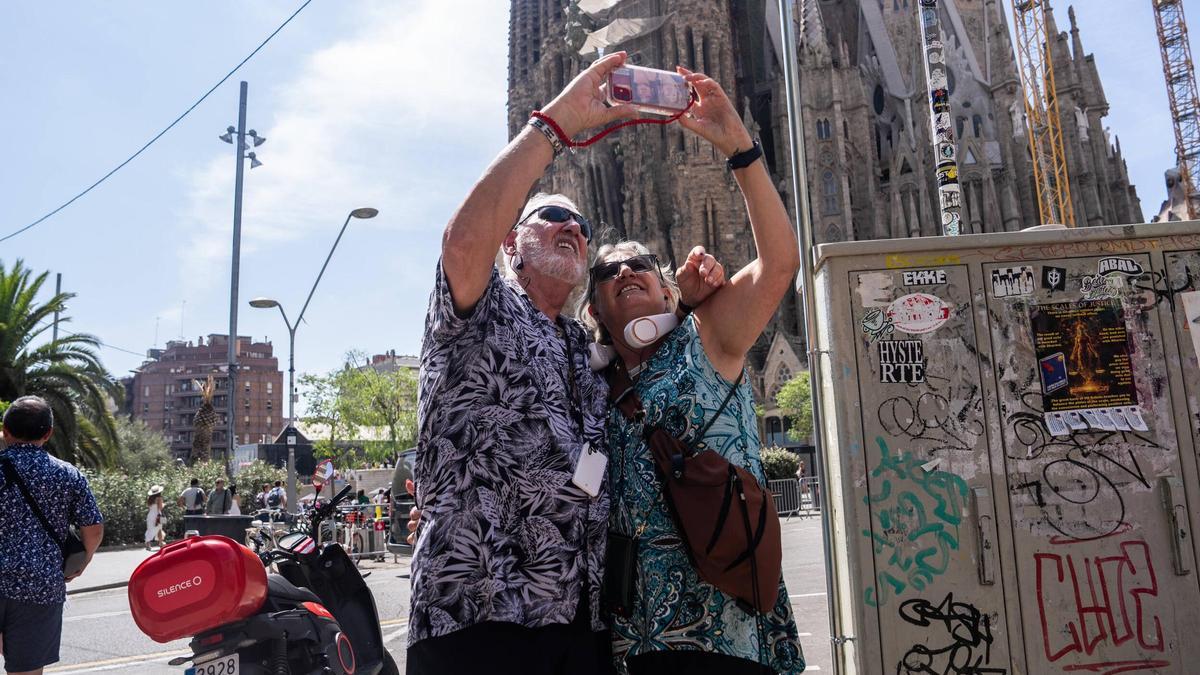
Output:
top-left (128, 484), bottom-right (398, 674)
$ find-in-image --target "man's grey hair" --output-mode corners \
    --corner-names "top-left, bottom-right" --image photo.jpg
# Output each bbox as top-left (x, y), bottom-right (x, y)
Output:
top-left (579, 240), bottom-right (680, 344)
top-left (501, 192), bottom-right (586, 280)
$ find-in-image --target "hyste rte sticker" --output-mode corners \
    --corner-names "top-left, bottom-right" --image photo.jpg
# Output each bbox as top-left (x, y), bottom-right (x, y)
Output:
top-left (886, 293), bottom-right (952, 334)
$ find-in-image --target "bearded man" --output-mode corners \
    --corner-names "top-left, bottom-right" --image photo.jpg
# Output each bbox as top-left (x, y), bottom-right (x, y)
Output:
top-left (407, 53), bottom-right (722, 675)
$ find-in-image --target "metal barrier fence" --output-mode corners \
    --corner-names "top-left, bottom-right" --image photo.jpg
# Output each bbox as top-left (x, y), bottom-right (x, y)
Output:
top-left (768, 477), bottom-right (821, 517)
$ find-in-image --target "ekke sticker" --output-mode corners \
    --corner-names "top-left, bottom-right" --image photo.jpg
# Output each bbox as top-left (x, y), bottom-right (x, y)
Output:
top-left (878, 340), bottom-right (926, 383)
top-left (991, 266), bottom-right (1035, 298)
top-left (901, 269), bottom-right (947, 286)
top-left (886, 293), bottom-right (952, 334)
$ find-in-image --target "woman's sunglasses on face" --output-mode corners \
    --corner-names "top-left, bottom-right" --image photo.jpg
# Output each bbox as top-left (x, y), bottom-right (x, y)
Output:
top-left (590, 253), bottom-right (661, 284)
top-left (517, 205), bottom-right (593, 242)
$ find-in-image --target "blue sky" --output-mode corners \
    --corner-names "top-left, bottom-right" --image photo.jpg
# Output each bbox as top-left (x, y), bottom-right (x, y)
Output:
top-left (0, 1), bottom-right (1186, 396)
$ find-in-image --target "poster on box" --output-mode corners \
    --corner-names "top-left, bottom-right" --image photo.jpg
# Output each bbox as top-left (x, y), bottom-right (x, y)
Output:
top-left (1029, 300), bottom-right (1138, 413)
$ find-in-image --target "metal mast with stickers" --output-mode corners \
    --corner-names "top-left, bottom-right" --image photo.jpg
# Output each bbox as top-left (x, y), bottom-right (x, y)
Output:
top-left (812, 222), bottom-right (1200, 673)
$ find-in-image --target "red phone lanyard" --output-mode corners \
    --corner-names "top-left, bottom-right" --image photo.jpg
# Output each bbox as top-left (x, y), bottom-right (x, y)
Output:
top-left (531, 89), bottom-right (697, 150)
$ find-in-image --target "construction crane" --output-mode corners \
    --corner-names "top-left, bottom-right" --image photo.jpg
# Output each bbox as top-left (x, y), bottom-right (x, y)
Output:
top-left (1010, 0), bottom-right (1076, 227)
top-left (1153, 0), bottom-right (1200, 219)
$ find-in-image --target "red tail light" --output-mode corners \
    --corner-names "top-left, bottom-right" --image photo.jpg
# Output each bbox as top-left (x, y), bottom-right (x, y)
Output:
top-left (302, 601), bottom-right (334, 619)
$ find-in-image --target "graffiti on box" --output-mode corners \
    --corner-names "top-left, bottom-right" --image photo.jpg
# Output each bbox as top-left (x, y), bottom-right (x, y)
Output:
top-left (877, 372), bottom-right (985, 454)
top-left (863, 436), bottom-right (969, 607)
top-left (1035, 539), bottom-right (1167, 671)
top-left (896, 592), bottom-right (1006, 675)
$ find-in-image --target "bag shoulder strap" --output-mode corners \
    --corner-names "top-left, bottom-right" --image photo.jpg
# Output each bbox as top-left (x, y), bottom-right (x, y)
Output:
top-left (0, 457), bottom-right (66, 550)
top-left (604, 362), bottom-right (745, 445)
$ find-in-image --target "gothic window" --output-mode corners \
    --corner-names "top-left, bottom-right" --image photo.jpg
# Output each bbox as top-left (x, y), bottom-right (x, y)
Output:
top-left (972, 114), bottom-right (983, 137)
top-left (825, 222), bottom-right (843, 242)
top-left (821, 170), bottom-right (840, 215)
top-left (956, 116), bottom-right (966, 138)
top-left (946, 67), bottom-right (956, 95)
top-left (873, 85), bottom-right (886, 115)
top-left (816, 119), bottom-right (831, 140)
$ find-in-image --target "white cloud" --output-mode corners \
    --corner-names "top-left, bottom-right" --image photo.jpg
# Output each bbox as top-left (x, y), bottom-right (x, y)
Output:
top-left (177, 0), bottom-right (509, 294)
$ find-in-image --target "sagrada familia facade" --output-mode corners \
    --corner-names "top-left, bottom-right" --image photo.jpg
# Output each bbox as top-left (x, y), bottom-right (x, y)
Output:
top-left (507, 0), bottom-right (1143, 441)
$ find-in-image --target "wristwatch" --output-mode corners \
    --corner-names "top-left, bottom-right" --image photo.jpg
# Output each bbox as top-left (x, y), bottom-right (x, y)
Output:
top-left (726, 140), bottom-right (763, 171)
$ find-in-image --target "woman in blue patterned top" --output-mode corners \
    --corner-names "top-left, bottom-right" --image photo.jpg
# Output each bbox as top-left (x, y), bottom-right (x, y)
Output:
top-left (580, 67), bottom-right (804, 675)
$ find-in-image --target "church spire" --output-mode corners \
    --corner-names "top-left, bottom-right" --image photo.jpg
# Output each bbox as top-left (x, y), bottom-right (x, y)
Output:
top-left (1068, 5), bottom-right (1084, 63)
top-left (801, 0), bottom-right (830, 59)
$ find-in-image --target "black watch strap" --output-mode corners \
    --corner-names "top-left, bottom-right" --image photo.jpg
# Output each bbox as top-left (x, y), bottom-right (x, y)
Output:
top-left (726, 140), bottom-right (763, 171)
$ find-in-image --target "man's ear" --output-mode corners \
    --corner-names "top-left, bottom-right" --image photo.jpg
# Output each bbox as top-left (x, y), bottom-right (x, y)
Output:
top-left (502, 228), bottom-right (519, 256)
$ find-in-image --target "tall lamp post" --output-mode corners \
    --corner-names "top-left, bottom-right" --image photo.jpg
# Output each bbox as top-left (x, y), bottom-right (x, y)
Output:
top-left (250, 206), bottom-right (378, 509)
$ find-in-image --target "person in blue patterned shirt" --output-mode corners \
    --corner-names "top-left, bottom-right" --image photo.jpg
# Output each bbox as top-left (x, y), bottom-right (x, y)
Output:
top-left (0, 396), bottom-right (105, 675)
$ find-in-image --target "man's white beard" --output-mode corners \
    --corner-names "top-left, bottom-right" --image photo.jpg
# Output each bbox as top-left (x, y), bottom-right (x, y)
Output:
top-left (516, 228), bottom-right (586, 284)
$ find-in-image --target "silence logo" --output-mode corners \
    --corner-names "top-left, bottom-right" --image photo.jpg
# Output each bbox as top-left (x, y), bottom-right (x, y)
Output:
top-left (156, 575), bottom-right (204, 599)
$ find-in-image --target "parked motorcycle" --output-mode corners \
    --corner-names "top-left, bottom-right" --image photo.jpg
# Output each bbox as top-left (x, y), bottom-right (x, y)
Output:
top-left (128, 482), bottom-right (399, 674)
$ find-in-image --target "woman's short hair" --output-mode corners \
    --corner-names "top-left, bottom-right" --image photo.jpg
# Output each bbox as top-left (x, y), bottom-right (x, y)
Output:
top-left (579, 240), bottom-right (680, 344)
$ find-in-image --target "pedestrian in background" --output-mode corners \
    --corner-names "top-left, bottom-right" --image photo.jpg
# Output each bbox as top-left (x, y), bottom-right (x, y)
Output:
top-left (177, 478), bottom-right (206, 516)
top-left (266, 481), bottom-right (286, 510)
top-left (0, 396), bottom-right (105, 675)
top-left (206, 478), bottom-right (231, 515)
top-left (228, 484), bottom-right (242, 516)
top-left (256, 483), bottom-right (270, 511)
top-left (145, 486), bottom-right (165, 551)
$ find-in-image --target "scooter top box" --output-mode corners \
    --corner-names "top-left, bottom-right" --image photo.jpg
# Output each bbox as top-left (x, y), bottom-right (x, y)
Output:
top-left (127, 535), bottom-right (268, 643)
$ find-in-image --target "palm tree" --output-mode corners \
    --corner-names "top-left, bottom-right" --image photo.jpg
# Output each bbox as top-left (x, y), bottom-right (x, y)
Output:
top-left (0, 259), bottom-right (121, 467)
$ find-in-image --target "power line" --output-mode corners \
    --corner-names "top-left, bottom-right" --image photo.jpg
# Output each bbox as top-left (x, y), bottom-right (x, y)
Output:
top-left (0, 0), bottom-right (315, 244)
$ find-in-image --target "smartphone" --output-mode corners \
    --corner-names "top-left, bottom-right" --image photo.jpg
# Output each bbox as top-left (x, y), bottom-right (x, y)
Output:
top-left (606, 64), bottom-right (691, 115)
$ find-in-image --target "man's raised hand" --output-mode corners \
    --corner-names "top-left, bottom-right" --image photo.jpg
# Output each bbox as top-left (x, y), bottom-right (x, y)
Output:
top-left (540, 52), bottom-right (638, 139)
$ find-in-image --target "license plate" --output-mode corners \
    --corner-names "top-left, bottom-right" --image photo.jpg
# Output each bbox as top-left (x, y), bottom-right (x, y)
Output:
top-left (186, 654), bottom-right (239, 675)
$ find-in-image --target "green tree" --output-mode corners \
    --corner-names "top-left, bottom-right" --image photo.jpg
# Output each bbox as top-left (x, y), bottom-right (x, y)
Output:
top-left (775, 371), bottom-right (814, 442)
top-left (115, 417), bottom-right (172, 473)
top-left (761, 446), bottom-right (800, 480)
top-left (0, 260), bottom-right (120, 467)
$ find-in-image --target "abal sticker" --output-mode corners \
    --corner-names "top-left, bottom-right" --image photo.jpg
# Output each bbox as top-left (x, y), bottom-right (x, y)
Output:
top-left (991, 266), bottom-right (1034, 298)
top-left (901, 269), bottom-right (947, 286)
top-left (1042, 266), bottom-right (1067, 292)
top-left (886, 293), bottom-right (952, 334)
top-left (878, 340), bottom-right (926, 383)
top-left (1097, 257), bottom-right (1144, 276)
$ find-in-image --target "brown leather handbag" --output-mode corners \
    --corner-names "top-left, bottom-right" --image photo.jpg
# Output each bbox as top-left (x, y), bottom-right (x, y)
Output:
top-left (606, 364), bottom-right (782, 614)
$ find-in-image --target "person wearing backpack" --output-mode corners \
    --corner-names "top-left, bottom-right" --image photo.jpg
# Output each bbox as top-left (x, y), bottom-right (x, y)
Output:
top-left (177, 478), bottom-right (206, 516)
top-left (0, 396), bottom-right (105, 675)
top-left (266, 481), bottom-right (286, 510)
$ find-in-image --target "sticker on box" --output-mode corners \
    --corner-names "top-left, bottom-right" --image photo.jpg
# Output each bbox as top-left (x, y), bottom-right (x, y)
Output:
top-left (992, 266), bottom-right (1034, 298)
top-left (886, 293), bottom-right (952, 334)
top-left (878, 340), bottom-right (926, 383)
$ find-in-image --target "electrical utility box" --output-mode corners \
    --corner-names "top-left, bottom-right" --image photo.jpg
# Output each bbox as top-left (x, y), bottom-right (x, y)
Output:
top-left (813, 222), bottom-right (1200, 674)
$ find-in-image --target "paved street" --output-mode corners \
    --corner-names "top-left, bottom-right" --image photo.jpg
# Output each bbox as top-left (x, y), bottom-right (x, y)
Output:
top-left (46, 516), bottom-right (831, 673)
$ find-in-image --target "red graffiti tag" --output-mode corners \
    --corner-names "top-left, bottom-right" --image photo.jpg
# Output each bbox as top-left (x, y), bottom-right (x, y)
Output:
top-left (1035, 540), bottom-right (1163, 666)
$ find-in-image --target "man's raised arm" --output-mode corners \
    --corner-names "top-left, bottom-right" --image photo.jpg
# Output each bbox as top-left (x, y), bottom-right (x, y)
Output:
top-left (440, 52), bottom-right (635, 315)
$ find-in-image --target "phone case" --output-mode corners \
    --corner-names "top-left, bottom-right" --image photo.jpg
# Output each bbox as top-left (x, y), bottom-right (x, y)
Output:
top-left (606, 64), bottom-right (691, 115)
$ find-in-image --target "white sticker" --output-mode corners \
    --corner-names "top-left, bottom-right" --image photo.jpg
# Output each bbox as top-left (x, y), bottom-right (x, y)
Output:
top-left (902, 269), bottom-right (948, 286)
top-left (1080, 409), bottom-right (1102, 428)
top-left (887, 293), bottom-right (953, 334)
top-left (878, 340), bottom-right (926, 383)
top-left (571, 443), bottom-right (606, 498)
top-left (1180, 291), bottom-right (1200, 358)
top-left (1097, 257), bottom-right (1144, 276)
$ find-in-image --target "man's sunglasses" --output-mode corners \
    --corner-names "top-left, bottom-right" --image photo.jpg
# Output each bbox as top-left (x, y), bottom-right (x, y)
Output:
top-left (517, 205), bottom-right (593, 242)
top-left (589, 253), bottom-right (661, 284)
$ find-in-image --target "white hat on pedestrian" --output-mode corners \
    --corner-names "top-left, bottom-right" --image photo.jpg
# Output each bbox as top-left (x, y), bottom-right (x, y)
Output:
top-left (148, 485), bottom-right (164, 497)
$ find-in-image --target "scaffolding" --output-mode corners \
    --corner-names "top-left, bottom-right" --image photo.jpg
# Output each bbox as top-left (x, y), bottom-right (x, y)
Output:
top-left (1154, 0), bottom-right (1200, 219)
top-left (1011, 0), bottom-right (1076, 227)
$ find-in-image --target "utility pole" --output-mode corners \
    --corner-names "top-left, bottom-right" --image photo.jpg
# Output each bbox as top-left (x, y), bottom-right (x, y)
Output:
top-left (227, 81), bottom-right (249, 468)
top-left (917, 0), bottom-right (963, 236)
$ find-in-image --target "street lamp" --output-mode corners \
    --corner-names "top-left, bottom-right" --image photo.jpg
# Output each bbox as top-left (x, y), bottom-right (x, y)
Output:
top-left (250, 206), bottom-right (378, 510)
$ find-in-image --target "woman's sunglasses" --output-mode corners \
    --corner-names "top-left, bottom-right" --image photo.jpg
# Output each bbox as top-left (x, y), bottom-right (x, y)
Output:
top-left (590, 253), bottom-right (661, 284)
top-left (517, 205), bottom-right (593, 242)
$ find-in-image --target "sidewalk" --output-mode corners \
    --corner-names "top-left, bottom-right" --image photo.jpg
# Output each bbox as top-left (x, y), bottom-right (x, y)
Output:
top-left (68, 546), bottom-right (158, 595)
